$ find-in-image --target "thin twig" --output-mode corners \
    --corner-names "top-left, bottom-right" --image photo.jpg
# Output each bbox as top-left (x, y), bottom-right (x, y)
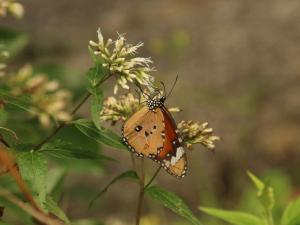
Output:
top-left (33, 74), bottom-right (112, 151)
top-left (0, 188), bottom-right (64, 225)
top-left (144, 166), bottom-right (161, 190)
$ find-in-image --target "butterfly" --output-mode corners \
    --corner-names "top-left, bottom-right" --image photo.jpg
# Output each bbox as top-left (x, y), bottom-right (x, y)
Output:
top-left (121, 86), bottom-right (187, 178)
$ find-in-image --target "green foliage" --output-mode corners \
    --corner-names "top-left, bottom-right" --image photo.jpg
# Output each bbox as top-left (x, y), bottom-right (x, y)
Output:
top-left (16, 151), bottom-right (48, 204)
top-left (90, 87), bottom-right (103, 130)
top-left (247, 171), bottom-right (275, 211)
top-left (44, 195), bottom-right (71, 224)
top-left (0, 90), bottom-right (34, 113)
top-left (200, 207), bottom-right (265, 225)
top-left (39, 139), bottom-right (110, 160)
top-left (201, 172), bottom-right (300, 225)
top-left (0, 28), bottom-right (29, 60)
top-left (90, 170), bottom-right (138, 207)
top-left (145, 185), bottom-right (203, 225)
top-left (281, 198), bottom-right (300, 225)
top-left (87, 46), bottom-right (106, 87)
top-left (72, 119), bottom-right (127, 151)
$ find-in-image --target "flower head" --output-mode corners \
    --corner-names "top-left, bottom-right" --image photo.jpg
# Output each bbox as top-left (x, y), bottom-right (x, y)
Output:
top-left (6, 65), bottom-right (73, 128)
top-left (89, 29), bottom-right (155, 94)
top-left (0, 0), bottom-right (24, 18)
top-left (100, 93), bottom-right (180, 124)
top-left (177, 120), bottom-right (220, 150)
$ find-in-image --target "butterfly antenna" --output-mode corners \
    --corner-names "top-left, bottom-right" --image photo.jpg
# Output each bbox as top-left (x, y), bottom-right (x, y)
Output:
top-left (166, 75), bottom-right (179, 98)
top-left (135, 82), bottom-right (150, 99)
top-left (160, 81), bottom-right (167, 96)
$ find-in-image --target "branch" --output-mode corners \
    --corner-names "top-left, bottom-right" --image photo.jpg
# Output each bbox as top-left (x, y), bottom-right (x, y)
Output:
top-left (33, 74), bottom-right (112, 151)
top-left (0, 188), bottom-right (64, 225)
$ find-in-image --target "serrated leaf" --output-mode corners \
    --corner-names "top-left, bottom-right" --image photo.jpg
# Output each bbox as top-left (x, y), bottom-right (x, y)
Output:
top-left (86, 62), bottom-right (105, 87)
top-left (0, 28), bottom-right (29, 60)
top-left (281, 196), bottom-right (300, 225)
top-left (145, 186), bottom-right (203, 225)
top-left (16, 152), bottom-right (47, 204)
top-left (72, 119), bottom-right (127, 151)
top-left (200, 207), bottom-right (265, 225)
top-left (90, 88), bottom-right (103, 130)
top-left (90, 170), bottom-right (138, 207)
top-left (39, 139), bottom-right (112, 160)
top-left (44, 195), bottom-right (70, 224)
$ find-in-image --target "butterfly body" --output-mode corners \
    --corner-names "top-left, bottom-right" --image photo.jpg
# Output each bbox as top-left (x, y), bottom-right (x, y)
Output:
top-left (122, 96), bottom-right (187, 178)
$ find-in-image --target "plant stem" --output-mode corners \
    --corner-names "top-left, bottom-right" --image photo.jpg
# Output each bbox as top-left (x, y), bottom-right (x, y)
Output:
top-left (144, 166), bottom-right (161, 190)
top-left (266, 208), bottom-right (274, 225)
top-left (135, 158), bottom-right (145, 225)
top-left (33, 74), bottom-right (112, 151)
top-left (134, 163), bottom-right (161, 225)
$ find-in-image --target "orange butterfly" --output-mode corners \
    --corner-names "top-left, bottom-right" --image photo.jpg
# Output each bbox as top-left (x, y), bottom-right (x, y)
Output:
top-left (122, 90), bottom-right (187, 178)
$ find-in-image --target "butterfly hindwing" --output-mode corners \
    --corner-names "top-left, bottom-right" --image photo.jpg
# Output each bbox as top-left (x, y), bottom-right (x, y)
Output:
top-left (122, 106), bottom-right (165, 157)
top-left (154, 106), bottom-right (187, 178)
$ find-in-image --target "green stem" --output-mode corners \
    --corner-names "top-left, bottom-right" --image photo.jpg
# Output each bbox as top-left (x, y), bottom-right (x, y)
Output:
top-left (144, 166), bottom-right (161, 190)
top-left (265, 208), bottom-right (274, 225)
top-left (134, 162), bottom-right (161, 225)
top-left (33, 74), bottom-right (112, 151)
top-left (135, 158), bottom-right (145, 225)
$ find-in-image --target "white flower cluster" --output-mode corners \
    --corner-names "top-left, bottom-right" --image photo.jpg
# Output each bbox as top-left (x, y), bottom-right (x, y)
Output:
top-left (89, 29), bottom-right (155, 94)
top-left (177, 120), bottom-right (220, 150)
top-left (6, 65), bottom-right (72, 128)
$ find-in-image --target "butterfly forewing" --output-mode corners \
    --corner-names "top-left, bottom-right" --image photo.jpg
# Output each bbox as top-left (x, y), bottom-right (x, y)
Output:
top-left (122, 107), bottom-right (165, 157)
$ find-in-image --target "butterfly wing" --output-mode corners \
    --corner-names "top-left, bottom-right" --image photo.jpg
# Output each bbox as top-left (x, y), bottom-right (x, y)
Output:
top-left (122, 107), bottom-right (165, 157)
top-left (154, 106), bottom-right (187, 178)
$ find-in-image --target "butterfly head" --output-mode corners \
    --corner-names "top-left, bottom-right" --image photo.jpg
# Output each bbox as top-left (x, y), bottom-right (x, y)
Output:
top-left (147, 96), bottom-right (166, 110)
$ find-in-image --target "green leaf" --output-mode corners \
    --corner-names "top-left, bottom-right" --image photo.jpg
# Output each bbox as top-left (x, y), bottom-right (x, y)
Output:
top-left (247, 171), bottom-right (265, 192)
top-left (86, 63), bottom-right (105, 87)
top-left (44, 195), bottom-right (71, 224)
top-left (247, 171), bottom-right (275, 211)
top-left (90, 87), bottom-right (103, 130)
top-left (72, 119), bottom-right (127, 151)
top-left (16, 151), bottom-right (48, 204)
top-left (39, 139), bottom-right (112, 160)
top-left (145, 186), bottom-right (203, 225)
top-left (90, 170), bottom-right (138, 208)
top-left (200, 207), bottom-right (265, 225)
top-left (0, 28), bottom-right (29, 60)
top-left (0, 90), bottom-right (33, 113)
top-left (73, 219), bottom-right (105, 225)
top-left (281, 196), bottom-right (300, 225)
top-left (88, 46), bottom-right (101, 64)
top-left (47, 167), bottom-right (66, 202)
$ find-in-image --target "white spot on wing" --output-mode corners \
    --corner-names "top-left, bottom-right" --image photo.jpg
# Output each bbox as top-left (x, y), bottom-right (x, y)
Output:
top-left (170, 147), bottom-right (184, 166)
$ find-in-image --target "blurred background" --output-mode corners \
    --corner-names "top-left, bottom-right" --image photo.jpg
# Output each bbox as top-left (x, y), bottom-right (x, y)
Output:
top-left (1, 0), bottom-right (300, 224)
